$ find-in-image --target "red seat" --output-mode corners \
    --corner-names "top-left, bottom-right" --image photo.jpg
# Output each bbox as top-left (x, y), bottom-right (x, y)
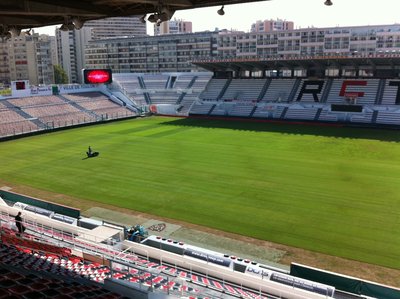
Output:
top-left (56, 286), bottom-right (75, 295)
top-left (29, 282), bottom-right (47, 291)
top-left (5, 272), bottom-right (23, 281)
top-left (52, 295), bottom-right (74, 299)
top-left (9, 284), bottom-right (30, 295)
top-left (0, 289), bottom-right (11, 299)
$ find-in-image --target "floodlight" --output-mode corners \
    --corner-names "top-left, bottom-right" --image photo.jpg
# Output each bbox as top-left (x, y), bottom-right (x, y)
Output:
top-left (147, 14), bottom-right (158, 23)
top-left (72, 17), bottom-right (84, 30)
top-left (23, 29), bottom-right (32, 36)
top-left (217, 5), bottom-right (225, 16)
top-left (158, 12), bottom-right (170, 23)
top-left (60, 23), bottom-right (75, 31)
top-left (160, 7), bottom-right (174, 21)
top-left (9, 27), bottom-right (21, 37)
top-left (59, 24), bottom-right (69, 31)
top-left (2, 32), bottom-right (12, 40)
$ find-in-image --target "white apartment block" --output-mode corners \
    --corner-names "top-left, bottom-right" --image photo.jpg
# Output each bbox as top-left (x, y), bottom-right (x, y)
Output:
top-left (84, 16), bottom-right (147, 40)
top-left (154, 18), bottom-right (192, 35)
top-left (6, 33), bottom-right (54, 85)
top-left (56, 16), bottom-right (147, 83)
top-left (251, 19), bottom-right (294, 32)
top-left (85, 24), bottom-right (400, 76)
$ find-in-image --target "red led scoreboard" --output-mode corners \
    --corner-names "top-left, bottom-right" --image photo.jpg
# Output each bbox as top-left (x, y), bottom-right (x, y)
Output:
top-left (83, 69), bottom-right (112, 84)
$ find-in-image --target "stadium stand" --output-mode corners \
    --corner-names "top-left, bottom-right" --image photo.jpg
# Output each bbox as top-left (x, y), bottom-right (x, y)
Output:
top-left (210, 102), bottom-right (232, 116)
top-left (260, 79), bottom-right (297, 103)
top-left (199, 78), bottom-right (229, 101)
top-left (2, 197), bottom-right (398, 299)
top-left (376, 110), bottom-right (400, 124)
top-left (189, 102), bottom-right (215, 115)
top-left (183, 77), bottom-right (400, 126)
top-left (62, 92), bottom-right (135, 119)
top-left (0, 91), bottom-right (136, 138)
top-left (142, 74), bottom-right (170, 90)
top-left (325, 79), bottom-right (380, 105)
top-left (0, 218), bottom-right (277, 299)
top-left (7, 95), bottom-right (63, 107)
top-left (0, 262), bottom-right (124, 299)
top-left (229, 102), bottom-right (256, 117)
top-left (0, 107), bottom-right (39, 137)
top-left (317, 109), bottom-right (339, 122)
top-left (4, 74), bottom-right (400, 139)
top-left (293, 79), bottom-right (328, 103)
top-left (111, 73), bottom-right (149, 107)
top-left (220, 79), bottom-right (265, 102)
top-left (1, 194), bottom-right (347, 299)
top-left (285, 106), bottom-right (320, 121)
top-left (252, 104), bottom-right (273, 118)
top-left (111, 72), bottom-right (212, 115)
top-left (0, 174), bottom-right (398, 299)
top-left (380, 79), bottom-right (400, 105)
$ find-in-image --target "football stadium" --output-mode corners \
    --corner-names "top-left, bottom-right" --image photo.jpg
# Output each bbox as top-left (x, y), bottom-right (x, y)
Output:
top-left (1, 1), bottom-right (400, 299)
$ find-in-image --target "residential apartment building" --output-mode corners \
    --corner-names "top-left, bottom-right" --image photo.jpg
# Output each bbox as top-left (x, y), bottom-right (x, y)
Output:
top-left (251, 19), bottom-right (294, 32)
top-left (56, 27), bottom-right (91, 83)
top-left (0, 42), bottom-right (9, 85)
top-left (85, 24), bottom-right (400, 75)
top-left (56, 16), bottom-right (147, 83)
top-left (154, 18), bottom-right (192, 35)
top-left (217, 24), bottom-right (400, 59)
top-left (85, 31), bottom-right (217, 73)
top-left (6, 33), bottom-right (54, 85)
top-left (84, 16), bottom-right (147, 40)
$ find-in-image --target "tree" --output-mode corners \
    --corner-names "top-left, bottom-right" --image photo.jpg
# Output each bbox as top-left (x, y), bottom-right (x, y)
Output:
top-left (53, 65), bottom-right (69, 84)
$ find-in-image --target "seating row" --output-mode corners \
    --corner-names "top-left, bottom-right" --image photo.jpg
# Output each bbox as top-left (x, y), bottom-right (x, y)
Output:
top-left (1, 215), bottom-right (272, 299)
top-left (0, 92), bottom-right (135, 138)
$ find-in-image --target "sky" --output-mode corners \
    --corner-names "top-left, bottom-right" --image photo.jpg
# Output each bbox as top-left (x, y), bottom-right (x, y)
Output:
top-left (35, 0), bottom-right (400, 36)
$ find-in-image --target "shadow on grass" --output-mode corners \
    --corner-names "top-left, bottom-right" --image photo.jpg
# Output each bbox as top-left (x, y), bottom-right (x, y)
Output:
top-left (160, 116), bottom-right (400, 142)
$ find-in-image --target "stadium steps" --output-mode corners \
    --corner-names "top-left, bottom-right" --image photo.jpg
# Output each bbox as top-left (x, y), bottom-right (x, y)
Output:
top-left (108, 90), bottom-right (140, 113)
top-left (177, 76), bottom-right (198, 105)
top-left (375, 78), bottom-right (386, 105)
top-left (1, 100), bottom-right (46, 128)
top-left (321, 78), bottom-right (333, 103)
top-left (376, 111), bottom-right (400, 125)
top-left (381, 79), bottom-right (400, 105)
top-left (288, 78), bottom-right (302, 102)
top-left (217, 78), bottom-right (232, 100)
top-left (257, 78), bottom-right (271, 102)
top-left (0, 230), bottom-right (213, 299)
top-left (0, 246), bottom-right (127, 298)
top-left (371, 110), bottom-right (379, 124)
top-left (249, 105), bottom-right (258, 117)
top-left (208, 104), bottom-right (217, 115)
top-left (314, 108), bottom-right (323, 121)
top-left (57, 95), bottom-right (99, 119)
top-left (334, 290), bottom-right (368, 299)
top-left (280, 106), bottom-right (289, 119)
top-left (165, 75), bottom-right (172, 89)
top-left (176, 90), bottom-right (187, 106)
top-left (138, 77), bottom-right (151, 104)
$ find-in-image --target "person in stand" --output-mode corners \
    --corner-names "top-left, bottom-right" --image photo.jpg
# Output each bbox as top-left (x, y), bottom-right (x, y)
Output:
top-left (15, 212), bottom-right (24, 234)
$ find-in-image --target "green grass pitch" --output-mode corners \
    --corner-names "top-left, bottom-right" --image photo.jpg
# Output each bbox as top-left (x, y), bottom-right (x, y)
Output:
top-left (1, 116), bottom-right (399, 269)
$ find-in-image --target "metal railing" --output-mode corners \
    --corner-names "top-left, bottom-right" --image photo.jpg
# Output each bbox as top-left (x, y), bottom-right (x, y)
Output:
top-left (0, 110), bottom-right (137, 140)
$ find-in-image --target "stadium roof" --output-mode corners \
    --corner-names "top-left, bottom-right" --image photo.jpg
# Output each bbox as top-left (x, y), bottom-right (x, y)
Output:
top-left (0, 0), bottom-right (268, 32)
top-left (192, 53), bottom-right (400, 72)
